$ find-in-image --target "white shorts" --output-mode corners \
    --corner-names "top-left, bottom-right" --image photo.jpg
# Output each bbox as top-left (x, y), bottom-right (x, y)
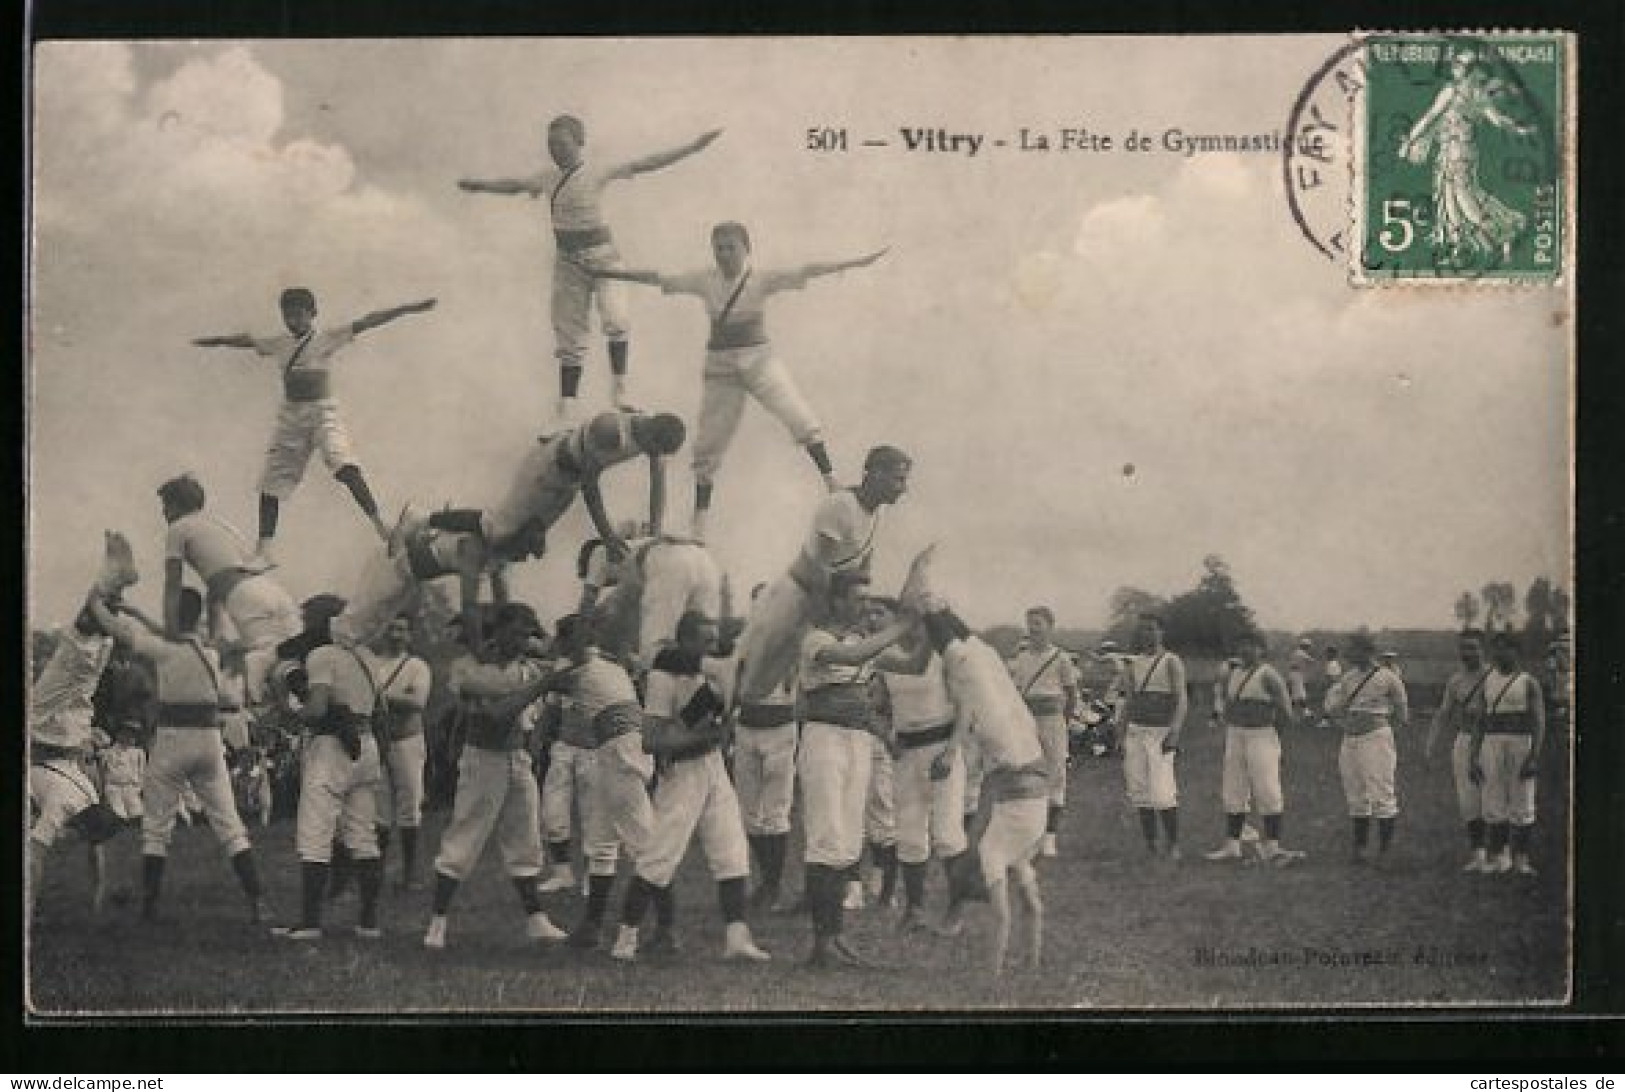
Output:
top-left (259, 398), bottom-right (357, 498)
top-left (979, 795), bottom-right (1047, 886)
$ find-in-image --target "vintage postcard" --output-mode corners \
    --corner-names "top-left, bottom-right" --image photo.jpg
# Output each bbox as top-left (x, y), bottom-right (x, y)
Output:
top-left (26, 34), bottom-right (1575, 1015)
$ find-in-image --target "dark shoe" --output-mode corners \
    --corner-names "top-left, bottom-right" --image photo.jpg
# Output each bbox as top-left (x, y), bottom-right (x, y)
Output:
top-left (643, 929), bottom-right (680, 958)
top-left (827, 936), bottom-right (873, 969)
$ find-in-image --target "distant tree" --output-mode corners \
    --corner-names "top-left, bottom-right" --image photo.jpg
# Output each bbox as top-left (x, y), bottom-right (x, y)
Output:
top-left (1164, 554), bottom-right (1258, 658)
top-left (1481, 581), bottom-right (1518, 633)
top-left (1523, 576), bottom-right (1554, 644)
top-left (1105, 586), bottom-right (1169, 647)
top-left (1453, 590), bottom-right (1480, 630)
top-left (1551, 586), bottom-right (1571, 633)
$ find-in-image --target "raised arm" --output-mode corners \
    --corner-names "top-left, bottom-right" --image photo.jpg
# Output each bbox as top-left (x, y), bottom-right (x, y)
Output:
top-left (609, 128), bottom-right (722, 180)
top-left (576, 262), bottom-right (665, 287)
top-left (457, 174), bottom-right (544, 197)
top-left (647, 456), bottom-right (667, 539)
top-left (813, 617), bottom-right (913, 667)
top-left (801, 247), bottom-right (890, 282)
top-left (351, 298), bottom-right (437, 336)
top-left (191, 334), bottom-right (258, 350)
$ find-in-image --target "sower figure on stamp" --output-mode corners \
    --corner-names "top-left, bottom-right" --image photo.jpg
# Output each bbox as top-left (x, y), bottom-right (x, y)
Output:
top-left (89, 583), bottom-right (273, 927)
top-left (1468, 632), bottom-right (1546, 876)
top-left (610, 611), bottom-right (771, 964)
top-left (1007, 606), bottom-right (1080, 858)
top-left (1323, 630), bottom-right (1410, 865)
top-left (157, 474), bottom-right (301, 705)
top-left (1203, 629), bottom-right (1304, 867)
top-left (735, 445), bottom-right (912, 711)
top-left (192, 288), bottom-right (437, 559)
top-left (458, 117), bottom-right (721, 420)
top-left (422, 603), bottom-right (569, 951)
top-left (28, 533), bottom-right (143, 925)
top-left (1423, 629), bottom-right (1492, 872)
top-left (1115, 613), bottom-right (1188, 862)
top-left (586, 223), bottom-right (888, 538)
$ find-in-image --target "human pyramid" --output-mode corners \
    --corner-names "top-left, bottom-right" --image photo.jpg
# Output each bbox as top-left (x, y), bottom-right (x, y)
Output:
top-left (27, 114), bottom-right (1058, 976)
top-left (28, 114), bottom-right (1551, 984)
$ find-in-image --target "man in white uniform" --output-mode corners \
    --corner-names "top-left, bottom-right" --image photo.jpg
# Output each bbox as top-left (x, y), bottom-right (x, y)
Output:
top-left (610, 611), bottom-right (770, 963)
top-left (422, 604), bottom-right (568, 950)
top-left (362, 615), bottom-right (435, 890)
top-left (458, 116), bottom-right (721, 418)
top-left (1202, 630), bottom-right (1303, 866)
top-left (796, 574), bottom-right (915, 968)
top-left (732, 583), bottom-right (800, 913)
top-left (1116, 614), bottom-right (1188, 861)
top-left (157, 475), bottom-right (301, 703)
top-left (914, 593), bottom-right (1048, 976)
top-left (737, 446), bottom-right (912, 707)
top-left (91, 587), bottom-right (271, 925)
top-left (1423, 629), bottom-right (1493, 871)
top-left (579, 532), bottom-right (723, 671)
top-left (192, 288), bottom-right (437, 556)
top-left (588, 223), bottom-right (887, 537)
top-left (540, 615), bottom-right (655, 950)
top-left (1468, 632), bottom-right (1546, 876)
top-left (28, 534), bottom-right (141, 923)
top-left (1324, 631), bottom-right (1410, 864)
top-left (1007, 607), bottom-right (1080, 858)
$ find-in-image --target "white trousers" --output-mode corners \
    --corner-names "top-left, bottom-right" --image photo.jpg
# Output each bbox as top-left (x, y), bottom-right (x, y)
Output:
top-left (1123, 723), bottom-right (1178, 809)
top-left (258, 398), bottom-right (356, 498)
top-left (691, 345), bottom-right (823, 485)
top-left (143, 728), bottom-right (250, 858)
top-left (376, 733), bottom-right (427, 827)
top-left (551, 242), bottom-right (629, 368)
top-left (733, 723), bottom-right (798, 837)
top-left (635, 749), bottom-right (749, 888)
top-left (29, 759), bottom-right (100, 849)
top-left (798, 723), bottom-right (874, 869)
top-left (295, 733), bottom-right (381, 862)
top-left (1338, 727), bottom-right (1399, 819)
top-left (333, 548), bottom-right (417, 650)
top-left (541, 740), bottom-right (594, 843)
top-left (893, 740), bottom-right (968, 864)
top-left (979, 796), bottom-right (1047, 886)
top-left (865, 735), bottom-right (897, 844)
top-left (1220, 726), bottom-right (1284, 815)
top-left (582, 732), bottom-right (655, 876)
top-left (433, 747), bottom-right (543, 881)
top-left (1033, 710), bottom-right (1069, 808)
top-left (1451, 732), bottom-right (1483, 822)
top-left (1479, 734), bottom-right (1536, 826)
top-left (637, 542), bottom-right (722, 658)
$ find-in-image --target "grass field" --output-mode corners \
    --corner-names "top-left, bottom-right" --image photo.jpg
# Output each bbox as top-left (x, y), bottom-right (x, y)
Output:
top-left (27, 679), bottom-right (1570, 1015)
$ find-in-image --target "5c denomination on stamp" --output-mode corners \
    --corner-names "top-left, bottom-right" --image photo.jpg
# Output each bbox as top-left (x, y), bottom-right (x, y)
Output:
top-left (1353, 32), bottom-right (1570, 285)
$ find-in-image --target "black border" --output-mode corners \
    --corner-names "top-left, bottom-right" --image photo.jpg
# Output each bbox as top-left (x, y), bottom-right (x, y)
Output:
top-left (12, 0), bottom-right (1625, 1071)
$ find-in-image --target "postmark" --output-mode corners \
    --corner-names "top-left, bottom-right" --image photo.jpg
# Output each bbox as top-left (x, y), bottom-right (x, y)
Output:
top-left (1352, 32), bottom-right (1569, 284)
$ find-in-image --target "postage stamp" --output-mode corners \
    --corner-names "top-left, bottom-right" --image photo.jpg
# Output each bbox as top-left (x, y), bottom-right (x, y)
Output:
top-left (1353, 32), bottom-right (1570, 284)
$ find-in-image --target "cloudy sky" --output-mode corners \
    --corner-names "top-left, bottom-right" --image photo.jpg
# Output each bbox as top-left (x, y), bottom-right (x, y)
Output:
top-left (28, 37), bottom-right (1571, 633)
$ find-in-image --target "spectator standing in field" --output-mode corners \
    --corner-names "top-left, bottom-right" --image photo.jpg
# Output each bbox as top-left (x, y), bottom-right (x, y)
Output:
top-left (1423, 629), bottom-right (1492, 872)
top-left (1469, 633), bottom-right (1547, 876)
top-left (1323, 631), bottom-right (1409, 864)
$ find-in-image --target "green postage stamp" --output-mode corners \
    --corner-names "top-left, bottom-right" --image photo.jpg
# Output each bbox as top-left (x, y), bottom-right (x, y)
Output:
top-left (1355, 33), bottom-right (1569, 284)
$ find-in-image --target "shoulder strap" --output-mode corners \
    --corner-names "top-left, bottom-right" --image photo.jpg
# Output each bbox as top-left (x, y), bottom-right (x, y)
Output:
top-left (1021, 649), bottom-right (1066, 697)
top-left (1229, 664), bottom-right (1264, 700)
top-left (715, 269), bottom-right (753, 327)
top-left (377, 654), bottom-right (412, 698)
top-left (1342, 666), bottom-right (1382, 708)
top-left (348, 648), bottom-right (382, 714)
top-left (184, 638), bottom-right (222, 704)
top-left (1134, 652), bottom-right (1168, 694)
top-left (828, 493), bottom-right (880, 572)
top-left (550, 164), bottom-right (583, 209)
top-left (1460, 669), bottom-right (1490, 707)
top-left (1487, 672), bottom-right (1524, 716)
top-left (282, 330), bottom-right (318, 377)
